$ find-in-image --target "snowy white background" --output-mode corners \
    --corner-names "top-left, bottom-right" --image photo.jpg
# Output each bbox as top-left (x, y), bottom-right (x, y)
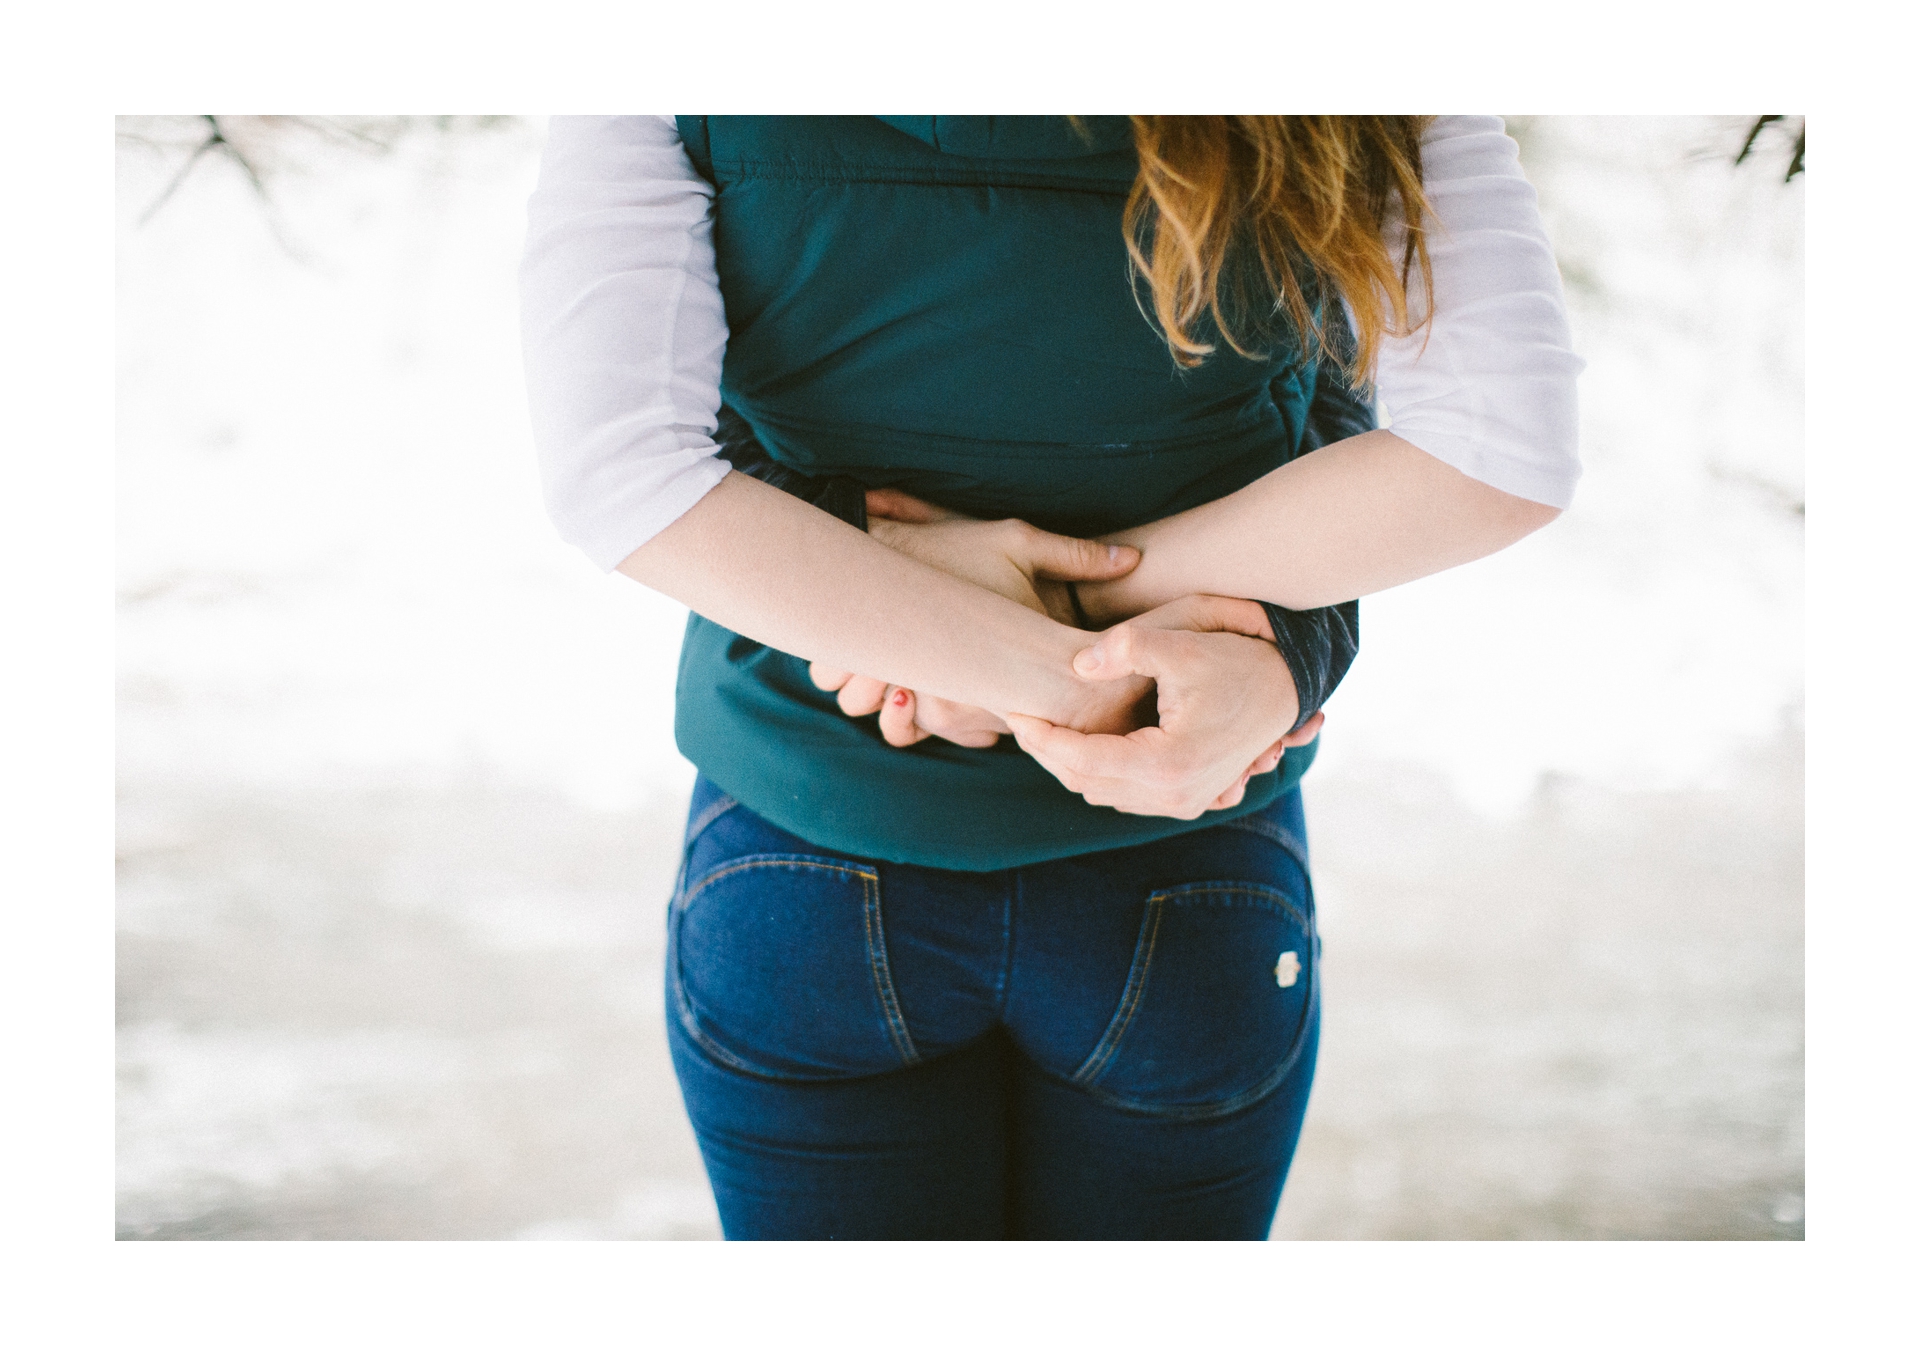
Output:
top-left (115, 115), bottom-right (1803, 1239)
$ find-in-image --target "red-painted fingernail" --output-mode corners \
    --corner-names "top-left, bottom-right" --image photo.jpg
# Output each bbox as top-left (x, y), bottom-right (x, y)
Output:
top-left (892, 690), bottom-right (909, 706)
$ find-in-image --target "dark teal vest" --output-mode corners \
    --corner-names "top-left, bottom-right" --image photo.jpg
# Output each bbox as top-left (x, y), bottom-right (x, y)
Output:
top-left (673, 116), bottom-right (1326, 869)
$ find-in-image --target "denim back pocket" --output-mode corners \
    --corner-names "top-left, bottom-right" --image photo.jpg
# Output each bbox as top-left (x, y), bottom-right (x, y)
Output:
top-left (1071, 881), bottom-right (1316, 1120)
top-left (670, 852), bottom-right (921, 1080)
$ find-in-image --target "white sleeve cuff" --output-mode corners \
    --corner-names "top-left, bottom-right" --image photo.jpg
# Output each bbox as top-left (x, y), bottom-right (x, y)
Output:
top-left (520, 115), bottom-right (732, 569)
top-left (563, 444), bottom-right (732, 573)
top-left (1370, 116), bottom-right (1585, 510)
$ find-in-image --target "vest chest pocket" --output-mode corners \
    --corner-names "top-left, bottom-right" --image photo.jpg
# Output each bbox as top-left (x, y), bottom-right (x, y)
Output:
top-left (669, 854), bottom-right (920, 1081)
top-left (1071, 883), bottom-right (1317, 1120)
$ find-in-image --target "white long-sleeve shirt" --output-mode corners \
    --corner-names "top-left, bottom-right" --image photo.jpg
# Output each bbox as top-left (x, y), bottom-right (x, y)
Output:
top-left (521, 115), bottom-right (1584, 572)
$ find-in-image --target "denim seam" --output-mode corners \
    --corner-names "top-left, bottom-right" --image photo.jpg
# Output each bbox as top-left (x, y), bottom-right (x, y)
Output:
top-left (1066, 882), bottom-right (1319, 1121)
top-left (861, 871), bottom-right (921, 1068)
top-left (667, 894), bottom-right (781, 1080)
top-left (682, 793), bottom-right (740, 852)
top-left (670, 977), bottom-right (771, 1078)
top-left (1213, 815), bottom-right (1311, 875)
top-left (994, 873), bottom-right (1018, 1023)
top-left (681, 854), bottom-right (876, 912)
top-left (671, 855), bottom-right (902, 1081)
top-left (1067, 975), bottom-right (1318, 1122)
top-left (1152, 883), bottom-right (1311, 936)
top-left (669, 845), bottom-right (691, 914)
top-left (1071, 898), bottom-right (1165, 1086)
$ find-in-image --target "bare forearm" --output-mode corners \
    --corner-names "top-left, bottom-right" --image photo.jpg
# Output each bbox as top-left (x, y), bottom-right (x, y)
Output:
top-left (1077, 430), bottom-right (1562, 621)
top-left (616, 472), bottom-right (1099, 722)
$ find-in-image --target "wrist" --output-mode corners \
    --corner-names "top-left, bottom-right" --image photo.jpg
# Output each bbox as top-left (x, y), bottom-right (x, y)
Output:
top-left (1002, 617), bottom-right (1148, 732)
top-left (1071, 577), bottom-right (1122, 628)
top-left (1255, 635), bottom-right (1303, 736)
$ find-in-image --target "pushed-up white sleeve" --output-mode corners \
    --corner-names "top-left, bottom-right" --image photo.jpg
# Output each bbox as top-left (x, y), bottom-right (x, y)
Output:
top-left (520, 115), bottom-right (731, 571)
top-left (1368, 115), bottom-right (1585, 509)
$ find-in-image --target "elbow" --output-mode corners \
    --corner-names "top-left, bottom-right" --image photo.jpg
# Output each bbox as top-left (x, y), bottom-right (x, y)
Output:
top-left (1442, 466), bottom-right (1564, 556)
top-left (1479, 487), bottom-right (1562, 553)
top-left (1504, 492), bottom-right (1563, 538)
top-left (1382, 428), bottom-right (1572, 547)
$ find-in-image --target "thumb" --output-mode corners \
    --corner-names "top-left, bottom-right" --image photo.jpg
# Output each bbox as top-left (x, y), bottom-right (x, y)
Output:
top-left (1002, 712), bottom-right (1062, 757)
top-left (1071, 620), bottom-right (1177, 682)
top-left (1026, 532), bottom-right (1140, 583)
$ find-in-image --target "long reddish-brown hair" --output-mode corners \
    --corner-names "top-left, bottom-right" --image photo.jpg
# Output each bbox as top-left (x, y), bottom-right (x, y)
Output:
top-left (1118, 116), bottom-right (1435, 382)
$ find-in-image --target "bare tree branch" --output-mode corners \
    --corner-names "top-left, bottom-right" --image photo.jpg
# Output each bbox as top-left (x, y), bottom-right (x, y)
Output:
top-left (1734, 115), bottom-right (1804, 184)
top-left (1735, 115), bottom-right (1782, 167)
top-left (137, 116), bottom-right (221, 225)
top-left (136, 115), bottom-right (276, 226)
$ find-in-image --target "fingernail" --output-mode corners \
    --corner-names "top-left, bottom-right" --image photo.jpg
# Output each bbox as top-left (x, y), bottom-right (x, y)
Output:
top-left (891, 689), bottom-right (909, 706)
top-left (1107, 544), bottom-right (1124, 564)
top-left (1073, 644), bottom-right (1103, 674)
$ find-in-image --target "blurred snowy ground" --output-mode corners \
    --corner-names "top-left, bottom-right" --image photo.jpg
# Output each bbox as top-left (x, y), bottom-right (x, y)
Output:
top-left (115, 115), bottom-right (1802, 1240)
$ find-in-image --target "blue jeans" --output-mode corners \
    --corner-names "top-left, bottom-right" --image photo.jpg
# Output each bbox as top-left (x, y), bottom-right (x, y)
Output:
top-left (665, 774), bottom-right (1321, 1239)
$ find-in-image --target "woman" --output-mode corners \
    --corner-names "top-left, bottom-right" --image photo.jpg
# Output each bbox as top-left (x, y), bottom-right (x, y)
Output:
top-left (520, 115), bottom-right (1581, 1239)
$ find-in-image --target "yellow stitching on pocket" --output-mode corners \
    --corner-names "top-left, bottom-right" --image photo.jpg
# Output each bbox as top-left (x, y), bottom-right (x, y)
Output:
top-left (861, 874), bottom-right (921, 1067)
top-left (1070, 881), bottom-right (1317, 1116)
top-left (670, 855), bottom-right (897, 1080)
top-left (1071, 898), bottom-right (1165, 1085)
top-left (1150, 883), bottom-right (1311, 934)
top-left (683, 856), bottom-right (878, 911)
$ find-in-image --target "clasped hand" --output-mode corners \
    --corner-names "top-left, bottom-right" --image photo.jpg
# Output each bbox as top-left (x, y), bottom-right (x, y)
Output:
top-left (808, 490), bottom-right (1323, 817)
top-left (1007, 593), bottom-right (1325, 818)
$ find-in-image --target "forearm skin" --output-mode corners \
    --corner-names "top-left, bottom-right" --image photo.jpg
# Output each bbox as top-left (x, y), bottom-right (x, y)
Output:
top-left (615, 472), bottom-right (1114, 725)
top-left (1077, 430), bottom-right (1562, 621)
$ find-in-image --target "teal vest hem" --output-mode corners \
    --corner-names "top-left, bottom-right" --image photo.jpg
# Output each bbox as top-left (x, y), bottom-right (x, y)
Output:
top-left (674, 614), bottom-right (1315, 871)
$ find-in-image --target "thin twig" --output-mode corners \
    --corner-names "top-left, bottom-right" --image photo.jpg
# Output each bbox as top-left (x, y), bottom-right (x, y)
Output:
top-left (136, 116), bottom-right (223, 225)
top-left (1734, 115), bottom-right (1781, 167)
top-left (138, 115), bottom-right (276, 225)
top-left (213, 119), bottom-right (270, 199)
top-left (283, 116), bottom-right (397, 153)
